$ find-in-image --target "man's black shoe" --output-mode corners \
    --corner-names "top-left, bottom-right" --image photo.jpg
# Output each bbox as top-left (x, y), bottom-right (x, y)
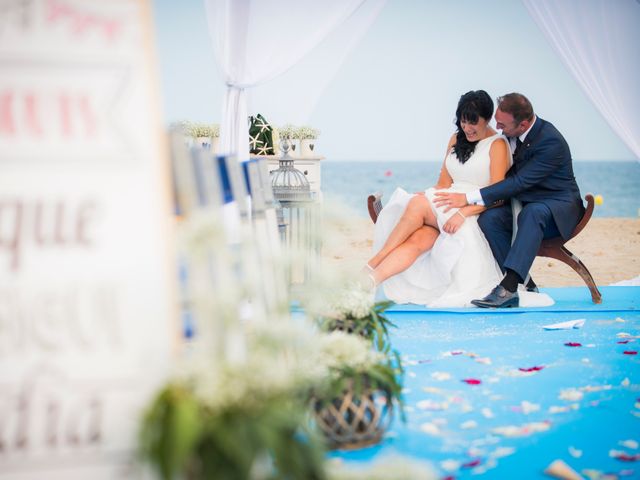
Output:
top-left (471, 285), bottom-right (519, 308)
top-left (526, 285), bottom-right (539, 293)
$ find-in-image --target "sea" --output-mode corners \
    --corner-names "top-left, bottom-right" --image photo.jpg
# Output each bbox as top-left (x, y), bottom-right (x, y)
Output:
top-left (321, 160), bottom-right (640, 219)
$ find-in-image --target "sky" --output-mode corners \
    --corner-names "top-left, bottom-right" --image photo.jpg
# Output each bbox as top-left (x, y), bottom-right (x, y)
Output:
top-left (152, 0), bottom-right (636, 162)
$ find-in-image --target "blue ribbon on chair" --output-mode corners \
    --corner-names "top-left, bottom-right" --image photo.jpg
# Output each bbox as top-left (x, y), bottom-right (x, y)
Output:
top-left (216, 155), bottom-right (234, 204)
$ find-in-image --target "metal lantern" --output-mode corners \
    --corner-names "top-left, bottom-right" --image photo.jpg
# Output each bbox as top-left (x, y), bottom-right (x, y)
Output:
top-left (270, 139), bottom-right (318, 285)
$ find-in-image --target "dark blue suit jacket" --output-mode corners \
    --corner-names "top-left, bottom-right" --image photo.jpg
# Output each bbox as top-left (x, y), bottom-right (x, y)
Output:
top-left (479, 117), bottom-right (584, 240)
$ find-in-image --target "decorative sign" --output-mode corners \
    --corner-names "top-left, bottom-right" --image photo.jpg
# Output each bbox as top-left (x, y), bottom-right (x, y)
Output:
top-left (0, 0), bottom-right (174, 477)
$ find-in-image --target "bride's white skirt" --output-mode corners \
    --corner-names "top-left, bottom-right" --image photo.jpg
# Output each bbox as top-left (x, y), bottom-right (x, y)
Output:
top-left (373, 187), bottom-right (554, 308)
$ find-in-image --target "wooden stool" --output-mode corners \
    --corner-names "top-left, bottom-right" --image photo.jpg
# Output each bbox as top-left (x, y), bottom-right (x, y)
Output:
top-left (367, 193), bottom-right (602, 304)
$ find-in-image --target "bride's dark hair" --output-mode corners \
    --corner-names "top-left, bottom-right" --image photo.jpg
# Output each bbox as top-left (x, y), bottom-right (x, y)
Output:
top-left (453, 90), bottom-right (494, 164)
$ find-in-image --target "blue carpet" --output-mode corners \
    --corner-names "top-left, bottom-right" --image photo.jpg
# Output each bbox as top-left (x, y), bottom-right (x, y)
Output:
top-left (329, 287), bottom-right (640, 479)
top-left (386, 286), bottom-right (640, 314)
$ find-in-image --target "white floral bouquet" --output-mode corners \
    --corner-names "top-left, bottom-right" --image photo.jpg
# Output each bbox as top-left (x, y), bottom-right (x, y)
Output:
top-left (311, 331), bottom-right (404, 419)
top-left (139, 320), bottom-right (328, 480)
top-left (174, 121), bottom-right (220, 139)
top-left (278, 123), bottom-right (297, 140)
top-left (296, 125), bottom-right (320, 140)
top-left (319, 286), bottom-right (396, 352)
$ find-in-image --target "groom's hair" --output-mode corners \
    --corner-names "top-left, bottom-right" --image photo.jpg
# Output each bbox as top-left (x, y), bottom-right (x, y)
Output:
top-left (497, 93), bottom-right (534, 124)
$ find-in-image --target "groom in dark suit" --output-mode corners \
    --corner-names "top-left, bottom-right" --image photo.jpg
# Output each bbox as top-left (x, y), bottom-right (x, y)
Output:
top-left (434, 93), bottom-right (584, 307)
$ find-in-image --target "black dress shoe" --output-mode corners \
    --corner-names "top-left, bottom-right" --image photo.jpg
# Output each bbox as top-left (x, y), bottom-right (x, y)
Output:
top-left (471, 285), bottom-right (519, 308)
top-left (526, 285), bottom-right (539, 293)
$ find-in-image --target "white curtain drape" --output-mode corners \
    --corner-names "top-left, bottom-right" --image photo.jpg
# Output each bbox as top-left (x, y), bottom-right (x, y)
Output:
top-left (204, 0), bottom-right (375, 161)
top-left (522, 0), bottom-right (640, 159)
top-left (249, 0), bottom-right (387, 126)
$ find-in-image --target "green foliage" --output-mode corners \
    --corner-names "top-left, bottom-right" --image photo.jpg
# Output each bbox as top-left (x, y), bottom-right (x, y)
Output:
top-left (321, 300), bottom-right (396, 352)
top-left (139, 385), bottom-right (327, 480)
top-left (139, 385), bottom-right (202, 479)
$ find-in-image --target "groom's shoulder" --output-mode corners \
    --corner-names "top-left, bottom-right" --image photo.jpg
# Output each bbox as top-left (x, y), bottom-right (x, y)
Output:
top-left (533, 118), bottom-right (571, 154)
top-left (536, 117), bottom-right (566, 141)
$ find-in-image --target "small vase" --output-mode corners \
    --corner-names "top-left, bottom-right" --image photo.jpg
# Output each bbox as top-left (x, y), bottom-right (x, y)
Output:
top-left (211, 136), bottom-right (220, 154)
top-left (196, 136), bottom-right (211, 149)
top-left (300, 139), bottom-right (315, 157)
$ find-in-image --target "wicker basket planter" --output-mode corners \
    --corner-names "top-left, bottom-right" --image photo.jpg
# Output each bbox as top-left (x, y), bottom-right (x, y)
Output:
top-left (329, 319), bottom-right (367, 337)
top-left (313, 376), bottom-right (394, 450)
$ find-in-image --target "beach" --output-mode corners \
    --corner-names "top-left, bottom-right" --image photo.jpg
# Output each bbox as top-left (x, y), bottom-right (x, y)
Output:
top-left (322, 217), bottom-right (640, 287)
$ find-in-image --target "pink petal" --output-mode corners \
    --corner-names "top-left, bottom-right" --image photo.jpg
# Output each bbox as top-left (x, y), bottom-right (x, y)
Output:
top-left (519, 366), bottom-right (545, 372)
top-left (613, 453), bottom-right (640, 462)
top-left (461, 459), bottom-right (482, 468)
top-left (462, 378), bottom-right (482, 385)
top-left (564, 342), bottom-right (582, 347)
top-left (451, 351), bottom-right (464, 355)
top-left (623, 351), bottom-right (638, 355)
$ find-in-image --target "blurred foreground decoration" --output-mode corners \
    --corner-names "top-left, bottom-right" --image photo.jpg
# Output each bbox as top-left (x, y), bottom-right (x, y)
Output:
top-left (142, 130), bottom-right (407, 477)
top-left (0, 0), bottom-right (174, 478)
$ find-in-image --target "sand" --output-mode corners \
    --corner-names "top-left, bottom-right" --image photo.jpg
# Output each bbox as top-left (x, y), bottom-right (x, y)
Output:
top-left (322, 217), bottom-right (640, 287)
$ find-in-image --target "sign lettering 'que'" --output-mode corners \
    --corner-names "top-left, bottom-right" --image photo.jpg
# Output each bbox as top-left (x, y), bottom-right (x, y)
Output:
top-left (0, 0), bottom-right (173, 478)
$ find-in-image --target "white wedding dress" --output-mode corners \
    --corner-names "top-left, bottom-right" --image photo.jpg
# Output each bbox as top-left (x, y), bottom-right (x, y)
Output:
top-left (373, 133), bottom-right (553, 308)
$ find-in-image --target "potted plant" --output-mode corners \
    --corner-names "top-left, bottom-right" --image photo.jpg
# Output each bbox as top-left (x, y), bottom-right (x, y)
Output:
top-left (180, 122), bottom-right (220, 152)
top-left (139, 321), bottom-right (329, 480)
top-left (312, 332), bottom-right (404, 450)
top-left (319, 288), bottom-right (395, 352)
top-left (278, 124), bottom-right (298, 156)
top-left (296, 126), bottom-right (320, 157)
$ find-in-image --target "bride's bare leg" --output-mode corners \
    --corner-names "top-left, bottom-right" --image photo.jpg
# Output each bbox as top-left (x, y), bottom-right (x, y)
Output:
top-left (371, 225), bottom-right (439, 285)
top-left (368, 194), bottom-right (438, 269)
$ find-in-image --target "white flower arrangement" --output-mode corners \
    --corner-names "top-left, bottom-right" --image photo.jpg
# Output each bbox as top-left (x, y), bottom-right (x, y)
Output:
top-left (278, 123), bottom-right (297, 140)
top-left (330, 287), bottom-right (375, 320)
top-left (174, 320), bottom-right (327, 412)
top-left (318, 331), bottom-right (385, 373)
top-left (311, 330), bottom-right (404, 421)
top-left (141, 318), bottom-right (329, 478)
top-left (296, 125), bottom-right (320, 140)
top-left (175, 121), bottom-right (220, 138)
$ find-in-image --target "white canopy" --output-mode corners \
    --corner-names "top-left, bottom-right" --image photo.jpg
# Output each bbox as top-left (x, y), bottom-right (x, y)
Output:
top-left (523, 0), bottom-right (640, 159)
top-left (204, 0), bottom-right (385, 161)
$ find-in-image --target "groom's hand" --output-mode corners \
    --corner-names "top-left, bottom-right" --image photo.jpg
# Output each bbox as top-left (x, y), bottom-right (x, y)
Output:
top-left (433, 192), bottom-right (468, 212)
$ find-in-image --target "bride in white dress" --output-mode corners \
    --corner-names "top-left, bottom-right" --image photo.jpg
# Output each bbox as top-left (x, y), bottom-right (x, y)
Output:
top-left (367, 90), bottom-right (551, 307)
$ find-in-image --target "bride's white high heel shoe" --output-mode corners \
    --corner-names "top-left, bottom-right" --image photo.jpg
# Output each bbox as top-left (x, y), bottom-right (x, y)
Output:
top-left (358, 264), bottom-right (378, 291)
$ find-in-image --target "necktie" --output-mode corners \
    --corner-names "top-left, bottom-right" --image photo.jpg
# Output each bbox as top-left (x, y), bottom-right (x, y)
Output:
top-left (513, 138), bottom-right (523, 159)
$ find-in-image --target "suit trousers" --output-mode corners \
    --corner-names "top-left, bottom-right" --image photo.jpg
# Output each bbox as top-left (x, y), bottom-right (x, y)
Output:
top-left (478, 202), bottom-right (561, 282)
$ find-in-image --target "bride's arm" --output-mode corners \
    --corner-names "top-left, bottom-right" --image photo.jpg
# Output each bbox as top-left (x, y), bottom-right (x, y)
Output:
top-left (433, 134), bottom-right (456, 189)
